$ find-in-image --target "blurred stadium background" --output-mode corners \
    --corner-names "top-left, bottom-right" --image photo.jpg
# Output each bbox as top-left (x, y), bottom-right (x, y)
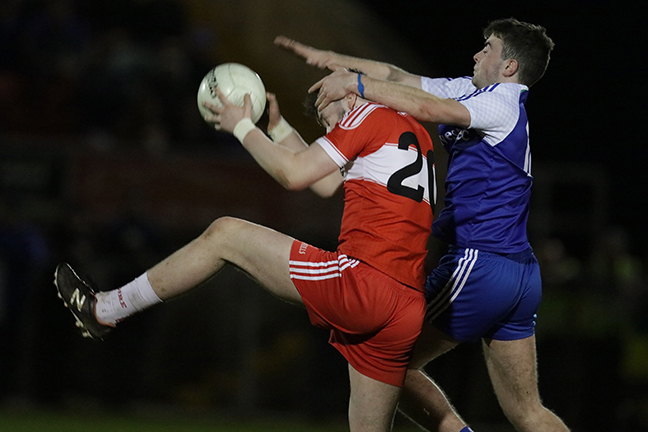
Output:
top-left (0, 0), bottom-right (646, 430)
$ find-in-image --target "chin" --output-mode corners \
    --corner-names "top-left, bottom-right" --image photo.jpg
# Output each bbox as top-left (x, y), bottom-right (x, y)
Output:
top-left (472, 76), bottom-right (488, 89)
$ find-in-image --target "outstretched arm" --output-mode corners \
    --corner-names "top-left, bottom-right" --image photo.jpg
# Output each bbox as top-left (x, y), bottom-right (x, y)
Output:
top-left (203, 91), bottom-right (340, 192)
top-left (310, 69), bottom-right (471, 127)
top-left (274, 36), bottom-right (422, 88)
top-left (266, 93), bottom-right (343, 198)
top-left (274, 36), bottom-right (470, 127)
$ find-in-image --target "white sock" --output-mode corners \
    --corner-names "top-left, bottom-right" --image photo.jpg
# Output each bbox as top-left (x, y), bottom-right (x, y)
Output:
top-left (95, 273), bottom-right (162, 325)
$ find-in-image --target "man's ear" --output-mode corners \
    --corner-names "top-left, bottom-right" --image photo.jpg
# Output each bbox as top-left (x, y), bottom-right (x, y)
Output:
top-left (345, 93), bottom-right (358, 110)
top-left (503, 59), bottom-right (519, 78)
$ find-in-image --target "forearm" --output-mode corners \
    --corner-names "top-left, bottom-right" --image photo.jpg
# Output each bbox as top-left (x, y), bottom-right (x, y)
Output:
top-left (234, 119), bottom-right (339, 192)
top-left (274, 36), bottom-right (410, 82)
top-left (333, 53), bottom-right (422, 86)
top-left (358, 76), bottom-right (469, 126)
top-left (236, 122), bottom-right (307, 190)
top-left (269, 120), bottom-right (343, 197)
top-left (270, 120), bottom-right (309, 153)
top-left (329, 53), bottom-right (393, 80)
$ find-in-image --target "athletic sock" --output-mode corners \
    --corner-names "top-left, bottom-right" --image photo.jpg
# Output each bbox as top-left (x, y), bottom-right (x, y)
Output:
top-left (95, 273), bottom-right (162, 325)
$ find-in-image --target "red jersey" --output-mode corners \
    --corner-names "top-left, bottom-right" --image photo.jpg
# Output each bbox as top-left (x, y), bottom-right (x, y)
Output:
top-left (315, 102), bottom-right (435, 291)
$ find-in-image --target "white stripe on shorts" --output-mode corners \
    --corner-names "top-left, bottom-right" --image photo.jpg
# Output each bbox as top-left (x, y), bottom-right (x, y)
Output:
top-left (289, 254), bottom-right (359, 281)
top-left (427, 248), bottom-right (478, 321)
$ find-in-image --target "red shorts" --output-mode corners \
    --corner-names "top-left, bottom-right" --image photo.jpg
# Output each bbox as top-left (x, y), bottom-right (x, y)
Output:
top-left (289, 240), bottom-right (425, 387)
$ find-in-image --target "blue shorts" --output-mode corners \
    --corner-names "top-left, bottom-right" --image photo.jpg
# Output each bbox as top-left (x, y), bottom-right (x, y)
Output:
top-left (424, 247), bottom-right (542, 342)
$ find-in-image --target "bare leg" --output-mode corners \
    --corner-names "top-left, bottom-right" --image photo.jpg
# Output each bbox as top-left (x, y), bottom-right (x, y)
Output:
top-left (399, 324), bottom-right (469, 432)
top-left (483, 336), bottom-right (570, 432)
top-left (101, 216), bottom-right (415, 431)
top-left (147, 217), bottom-right (409, 432)
top-left (147, 216), bottom-right (302, 305)
top-left (400, 370), bottom-right (467, 432)
top-left (348, 364), bottom-right (401, 432)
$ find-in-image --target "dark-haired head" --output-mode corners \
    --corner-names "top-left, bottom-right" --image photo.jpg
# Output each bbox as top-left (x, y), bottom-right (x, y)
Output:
top-left (303, 91), bottom-right (320, 123)
top-left (484, 18), bottom-right (554, 86)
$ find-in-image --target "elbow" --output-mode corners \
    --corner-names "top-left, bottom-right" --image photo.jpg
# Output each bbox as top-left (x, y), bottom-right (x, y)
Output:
top-left (418, 105), bottom-right (452, 125)
top-left (273, 158), bottom-right (312, 191)
top-left (412, 105), bottom-right (439, 123)
top-left (313, 187), bottom-right (338, 199)
top-left (281, 173), bottom-right (310, 192)
top-left (386, 65), bottom-right (408, 82)
top-left (284, 181), bottom-right (307, 192)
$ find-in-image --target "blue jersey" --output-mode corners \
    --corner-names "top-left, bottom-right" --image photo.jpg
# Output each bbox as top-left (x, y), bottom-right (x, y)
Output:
top-left (421, 77), bottom-right (532, 253)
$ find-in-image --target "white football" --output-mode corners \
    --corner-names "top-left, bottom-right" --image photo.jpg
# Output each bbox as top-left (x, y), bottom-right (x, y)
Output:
top-left (197, 63), bottom-right (267, 125)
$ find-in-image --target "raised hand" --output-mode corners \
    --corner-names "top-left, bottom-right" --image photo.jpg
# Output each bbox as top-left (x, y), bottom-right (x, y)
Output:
top-left (274, 36), bottom-right (337, 70)
top-left (202, 89), bottom-right (252, 133)
top-left (309, 68), bottom-right (358, 111)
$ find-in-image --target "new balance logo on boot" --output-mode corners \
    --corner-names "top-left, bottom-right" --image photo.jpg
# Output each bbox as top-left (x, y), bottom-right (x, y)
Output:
top-left (54, 263), bottom-right (113, 340)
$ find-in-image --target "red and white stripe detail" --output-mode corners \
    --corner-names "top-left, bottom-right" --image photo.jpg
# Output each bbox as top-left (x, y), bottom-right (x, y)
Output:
top-left (289, 254), bottom-right (360, 281)
top-left (338, 103), bottom-right (382, 130)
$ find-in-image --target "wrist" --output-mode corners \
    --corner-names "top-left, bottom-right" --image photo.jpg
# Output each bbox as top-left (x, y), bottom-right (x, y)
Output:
top-left (268, 117), bottom-right (293, 142)
top-left (233, 118), bottom-right (256, 142)
top-left (356, 73), bottom-right (365, 98)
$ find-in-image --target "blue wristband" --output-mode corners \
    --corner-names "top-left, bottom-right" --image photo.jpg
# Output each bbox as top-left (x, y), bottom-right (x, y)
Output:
top-left (357, 73), bottom-right (365, 98)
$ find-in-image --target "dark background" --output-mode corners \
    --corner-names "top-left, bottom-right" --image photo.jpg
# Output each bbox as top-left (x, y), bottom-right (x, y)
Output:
top-left (1, 0), bottom-right (646, 430)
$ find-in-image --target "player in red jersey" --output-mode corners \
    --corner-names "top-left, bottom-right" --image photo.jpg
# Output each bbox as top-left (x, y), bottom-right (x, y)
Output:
top-left (54, 80), bottom-right (435, 432)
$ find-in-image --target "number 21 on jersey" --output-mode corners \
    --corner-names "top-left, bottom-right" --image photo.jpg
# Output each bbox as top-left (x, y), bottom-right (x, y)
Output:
top-left (387, 131), bottom-right (436, 215)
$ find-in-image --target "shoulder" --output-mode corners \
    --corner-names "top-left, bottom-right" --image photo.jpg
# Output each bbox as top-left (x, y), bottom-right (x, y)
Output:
top-left (460, 83), bottom-right (528, 102)
top-left (337, 102), bottom-right (394, 130)
top-left (458, 83), bottom-right (529, 122)
top-left (463, 84), bottom-right (530, 137)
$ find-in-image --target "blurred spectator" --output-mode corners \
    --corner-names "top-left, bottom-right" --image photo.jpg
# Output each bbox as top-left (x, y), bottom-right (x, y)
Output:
top-left (0, 0), bottom-right (230, 149)
top-left (590, 226), bottom-right (643, 295)
top-left (589, 226), bottom-right (648, 428)
top-left (537, 236), bottom-right (582, 291)
top-left (0, 0), bottom-right (90, 135)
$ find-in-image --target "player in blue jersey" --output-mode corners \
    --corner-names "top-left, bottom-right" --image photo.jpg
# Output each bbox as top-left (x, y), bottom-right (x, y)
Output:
top-left (276, 18), bottom-right (569, 432)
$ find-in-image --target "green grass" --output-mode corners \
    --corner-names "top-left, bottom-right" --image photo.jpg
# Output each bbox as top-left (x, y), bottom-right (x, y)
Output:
top-left (0, 409), bottom-right (352, 432)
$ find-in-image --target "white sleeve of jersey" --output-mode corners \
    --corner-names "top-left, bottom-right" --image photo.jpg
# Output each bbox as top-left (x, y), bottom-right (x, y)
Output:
top-left (421, 78), bottom-right (529, 147)
top-left (460, 84), bottom-right (525, 146)
top-left (315, 137), bottom-right (348, 167)
top-left (421, 76), bottom-right (476, 98)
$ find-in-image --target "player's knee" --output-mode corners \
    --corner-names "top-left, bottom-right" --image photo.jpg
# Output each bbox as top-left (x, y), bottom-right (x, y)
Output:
top-left (202, 216), bottom-right (242, 245)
